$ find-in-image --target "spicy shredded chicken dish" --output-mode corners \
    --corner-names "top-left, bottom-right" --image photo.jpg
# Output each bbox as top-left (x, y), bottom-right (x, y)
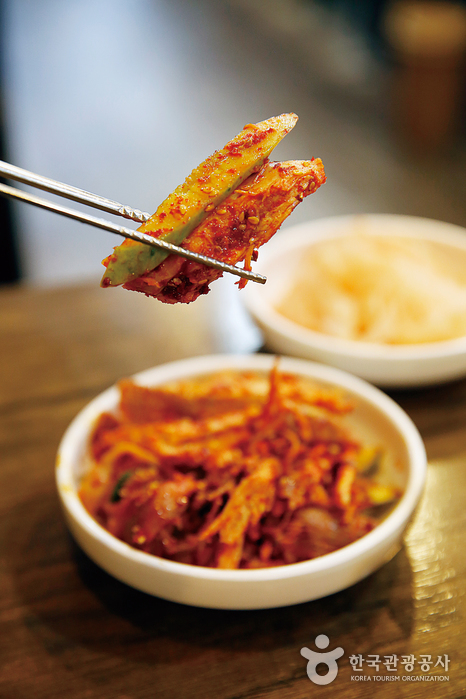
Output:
top-left (79, 365), bottom-right (400, 569)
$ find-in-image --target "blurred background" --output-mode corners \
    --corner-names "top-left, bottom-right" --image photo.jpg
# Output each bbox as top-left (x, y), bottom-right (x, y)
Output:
top-left (1, 0), bottom-right (466, 287)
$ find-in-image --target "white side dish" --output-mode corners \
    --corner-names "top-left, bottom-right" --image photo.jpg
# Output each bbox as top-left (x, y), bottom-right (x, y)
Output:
top-left (243, 214), bottom-right (466, 387)
top-left (56, 354), bottom-right (426, 609)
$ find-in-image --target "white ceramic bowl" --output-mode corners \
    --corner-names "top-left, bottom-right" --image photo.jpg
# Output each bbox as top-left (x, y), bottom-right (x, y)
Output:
top-left (243, 214), bottom-right (466, 387)
top-left (56, 354), bottom-right (426, 609)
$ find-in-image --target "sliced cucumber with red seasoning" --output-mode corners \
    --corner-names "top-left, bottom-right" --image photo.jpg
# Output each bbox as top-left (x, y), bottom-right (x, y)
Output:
top-left (101, 113), bottom-right (298, 287)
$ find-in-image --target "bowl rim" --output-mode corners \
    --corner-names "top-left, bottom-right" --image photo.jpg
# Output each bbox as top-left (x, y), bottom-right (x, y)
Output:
top-left (56, 353), bottom-right (427, 583)
top-left (244, 213), bottom-right (466, 360)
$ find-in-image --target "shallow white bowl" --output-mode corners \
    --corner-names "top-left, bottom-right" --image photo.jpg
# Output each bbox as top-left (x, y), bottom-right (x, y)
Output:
top-left (56, 354), bottom-right (426, 609)
top-left (243, 214), bottom-right (466, 387)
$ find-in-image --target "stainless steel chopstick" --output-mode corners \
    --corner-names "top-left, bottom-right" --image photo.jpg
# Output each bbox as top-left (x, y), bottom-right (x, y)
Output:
top-left (0, 168), bottom-right (267, 285)
top-left (0, 159), bottom-right (150, 223)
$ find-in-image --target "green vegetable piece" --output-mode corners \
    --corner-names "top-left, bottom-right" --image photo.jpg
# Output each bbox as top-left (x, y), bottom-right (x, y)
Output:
top-left (101, 113), bottom-right (298, 287)
top-left (110, 471), bottom-right (131, 503)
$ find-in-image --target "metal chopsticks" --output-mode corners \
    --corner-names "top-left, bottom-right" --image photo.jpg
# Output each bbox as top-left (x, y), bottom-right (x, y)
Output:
top-left (0, 160), bottom-right (266, 285)
top-left (0, 160), bottom-right (151, 223)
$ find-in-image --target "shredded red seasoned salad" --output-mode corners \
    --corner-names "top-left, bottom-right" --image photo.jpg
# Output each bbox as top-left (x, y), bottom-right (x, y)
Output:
top-left (79, 365), bottom-right (400, 569)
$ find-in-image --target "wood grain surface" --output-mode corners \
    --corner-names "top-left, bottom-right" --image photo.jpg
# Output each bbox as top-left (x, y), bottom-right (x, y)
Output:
top-left (1, 279), bottom-right (466, 698)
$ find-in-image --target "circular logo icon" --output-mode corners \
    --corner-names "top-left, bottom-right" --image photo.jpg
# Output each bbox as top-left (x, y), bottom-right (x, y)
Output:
top-left (301, 635), bottom-right (344, 686)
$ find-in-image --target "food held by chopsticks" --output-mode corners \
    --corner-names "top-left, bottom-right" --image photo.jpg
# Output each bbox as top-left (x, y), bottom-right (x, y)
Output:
top-left (79, 365), bottom-right (400, 569)
top-left (101, 114), bottom-right (326, 303)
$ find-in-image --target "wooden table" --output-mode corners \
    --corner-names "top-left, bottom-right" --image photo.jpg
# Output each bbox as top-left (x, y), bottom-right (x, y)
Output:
top-left (1, 279), bottom-right (466, 698)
